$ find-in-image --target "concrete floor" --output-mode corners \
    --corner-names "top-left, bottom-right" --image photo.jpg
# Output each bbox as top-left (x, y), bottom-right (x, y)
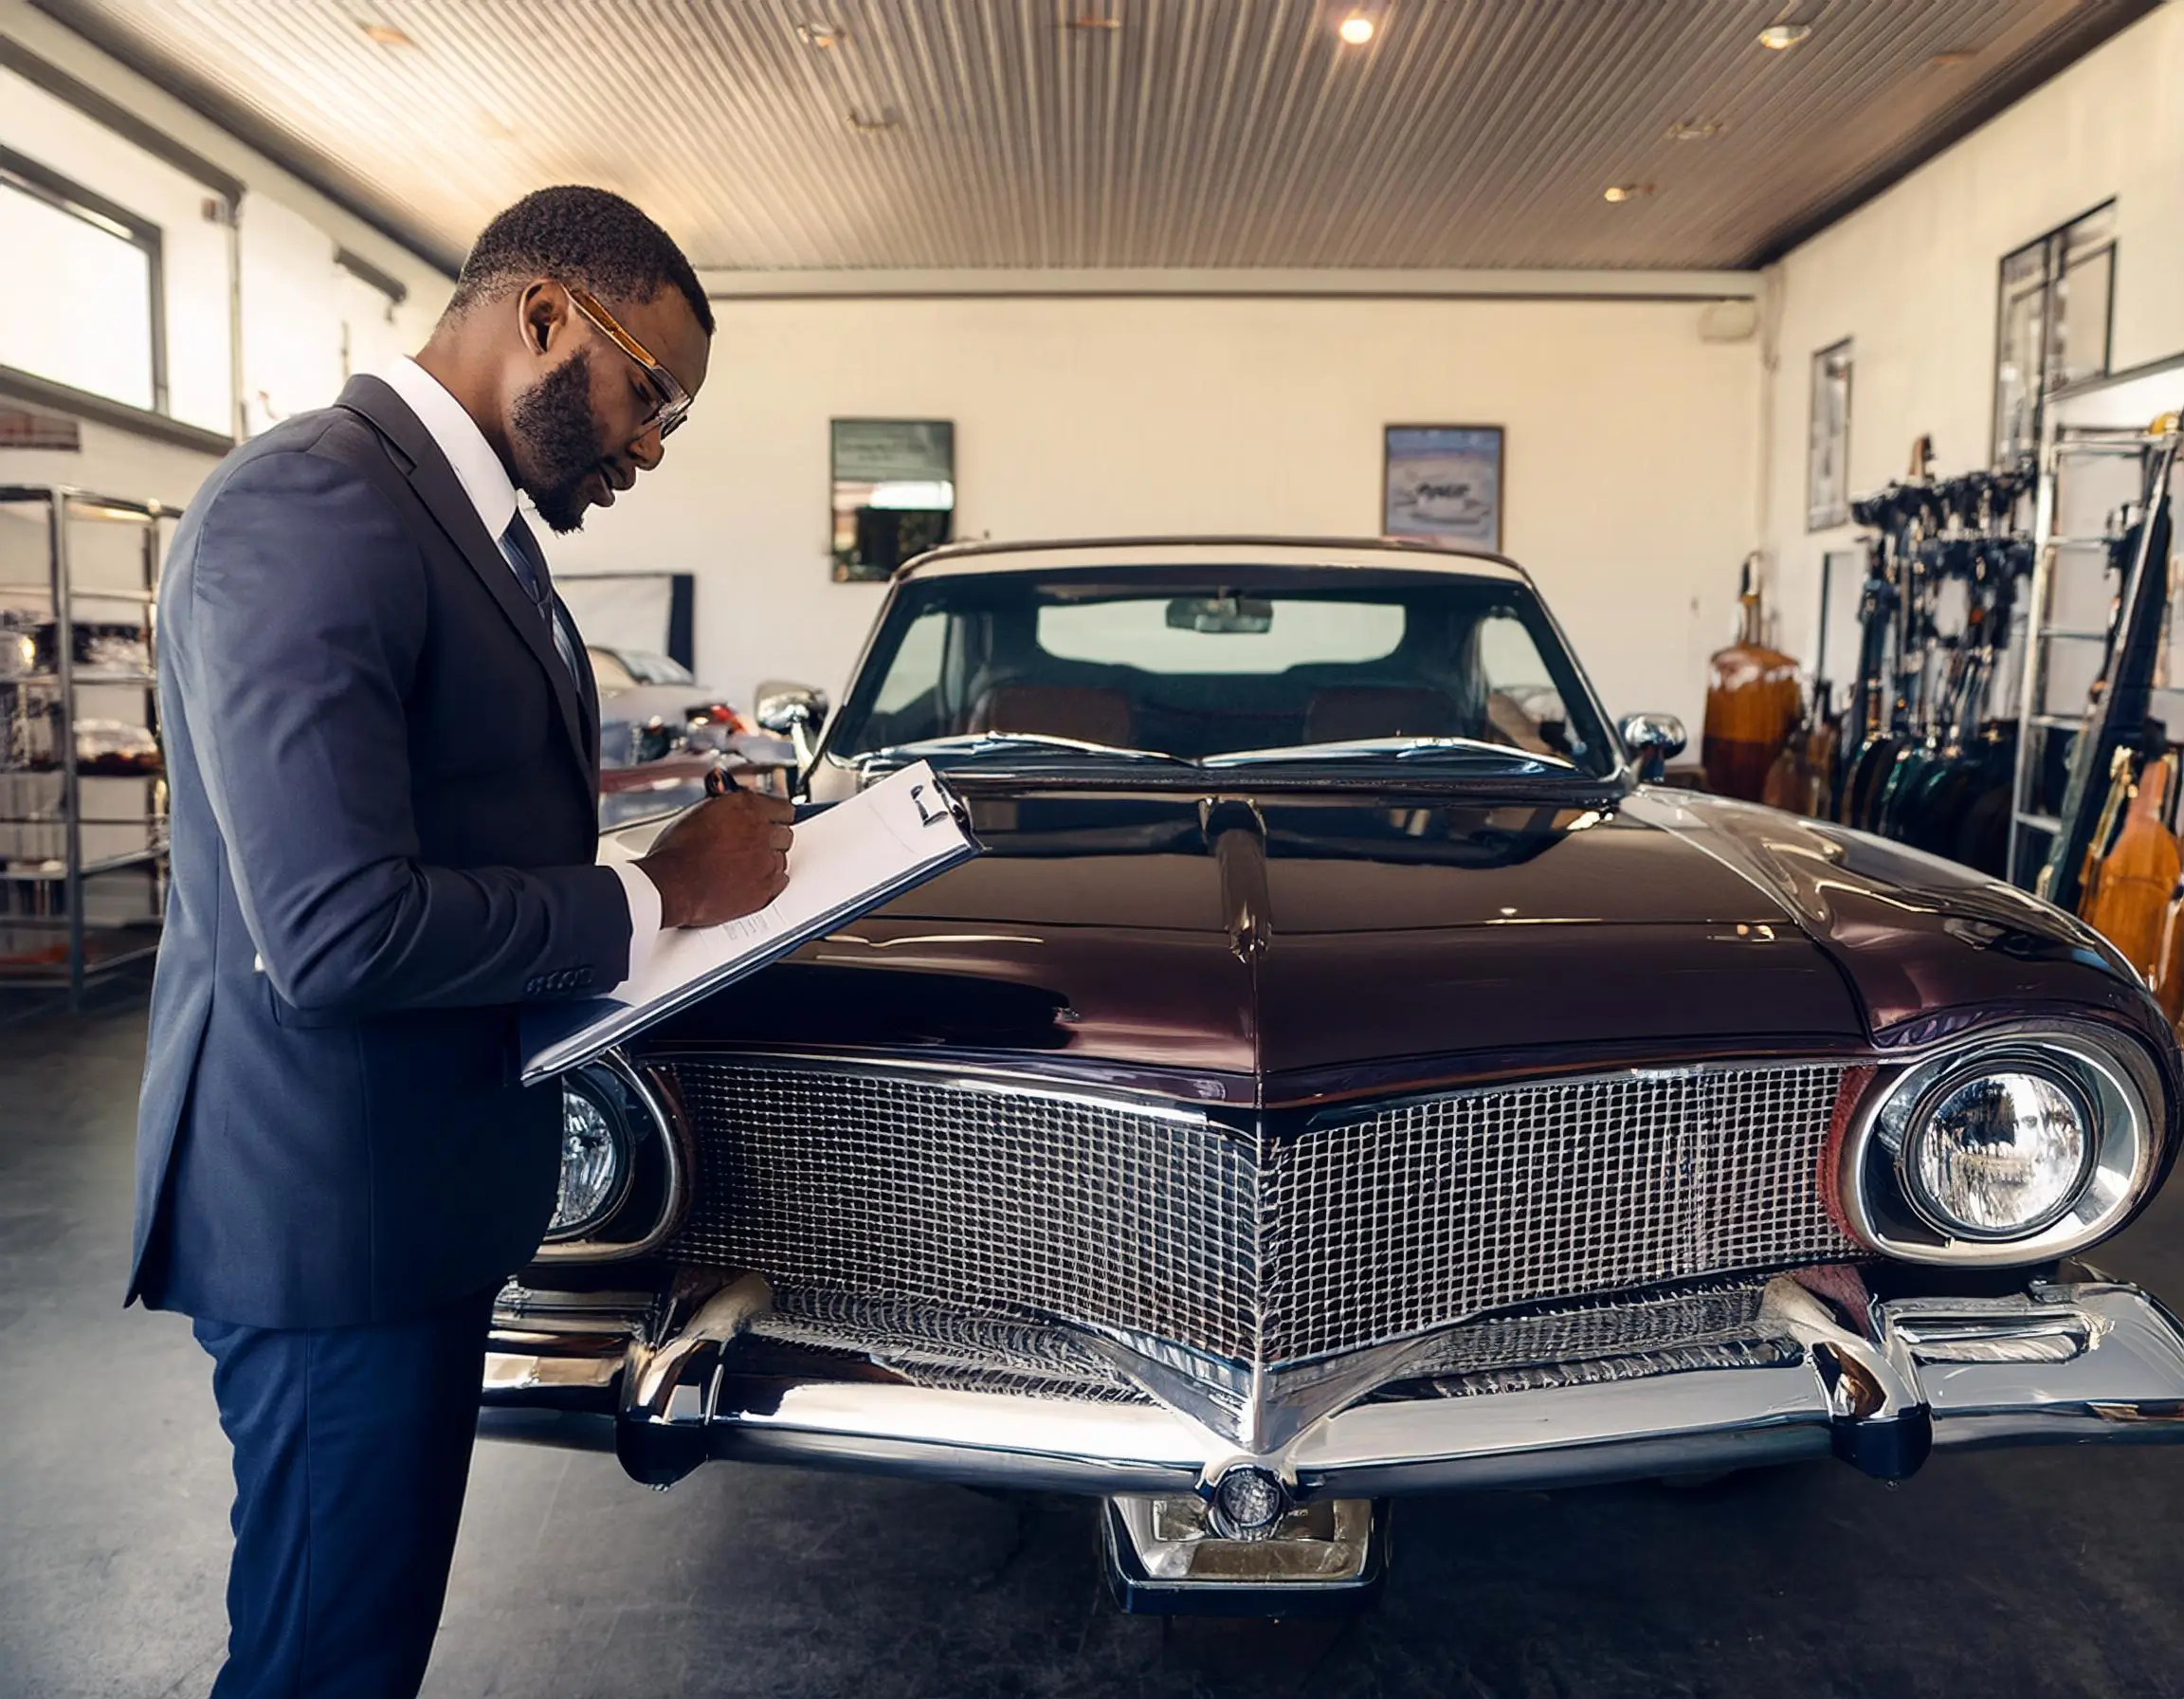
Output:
top-left (5, 991), bottom-right (2184, 1698)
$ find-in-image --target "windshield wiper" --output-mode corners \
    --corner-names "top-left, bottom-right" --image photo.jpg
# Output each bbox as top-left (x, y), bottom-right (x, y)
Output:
top-left (1203, 736), bottom-right (1584, 776)
top-left (849, 732), bottom-right (1194, 769)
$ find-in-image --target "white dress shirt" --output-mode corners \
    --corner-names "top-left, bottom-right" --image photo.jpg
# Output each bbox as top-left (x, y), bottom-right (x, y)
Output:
top-left (376, 356), bottom-right (662, 985)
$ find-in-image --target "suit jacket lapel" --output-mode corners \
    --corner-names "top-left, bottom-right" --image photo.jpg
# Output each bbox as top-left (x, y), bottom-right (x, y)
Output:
top-left (333, 375), bottom-right (594, 788)
top-left (506, 512), bottom-right (603, 782)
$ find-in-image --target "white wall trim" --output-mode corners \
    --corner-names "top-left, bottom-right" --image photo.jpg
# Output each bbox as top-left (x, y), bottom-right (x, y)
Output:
top-left (0, 0), bottom-right (450, 294)
top-left (700, 266), bottom-right (1762, 303)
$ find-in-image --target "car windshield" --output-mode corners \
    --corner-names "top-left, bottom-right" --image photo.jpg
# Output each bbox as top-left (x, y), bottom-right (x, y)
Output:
top-left (828, 563), bottom-right (1614, 778)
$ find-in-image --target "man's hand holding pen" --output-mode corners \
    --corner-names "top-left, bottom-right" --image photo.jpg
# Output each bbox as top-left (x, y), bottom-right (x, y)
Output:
top-left (636, 766), bottom-right (794, 927)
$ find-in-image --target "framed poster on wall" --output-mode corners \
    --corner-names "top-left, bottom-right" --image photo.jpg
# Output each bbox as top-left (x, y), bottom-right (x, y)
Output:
top-left (830, 418), bottom-right (956, 582)
top-left (1383, 425), bottom-right (1503, 552)
top-left (1807, 338), bottom-right (1853, 532)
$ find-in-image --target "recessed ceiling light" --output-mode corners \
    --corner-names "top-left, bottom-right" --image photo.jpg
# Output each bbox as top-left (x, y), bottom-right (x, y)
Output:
top-left (357, 20), bottom-right (414, 47)
top-left (1603, 183), bottom-right (1656, 204)
top-left (795, 22), bottom-right (846, 48)
top-left (1062, 11), bottom-right (1122, 30)
top-left (1757, 23), bottom-right (1811, 50)
top-left (1928, 48), bottom-right (1979, 67)
top-left (1338, 13), bottom-right (1375, 45)
top-left (846, 109), bottom-right (899, 134)
top-left (1666, 119), bottom-right (1723, 141)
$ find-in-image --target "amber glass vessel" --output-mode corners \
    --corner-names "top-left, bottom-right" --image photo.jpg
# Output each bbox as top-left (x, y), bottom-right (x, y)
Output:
top-left (1702, 565), bottom-right (1801, 801)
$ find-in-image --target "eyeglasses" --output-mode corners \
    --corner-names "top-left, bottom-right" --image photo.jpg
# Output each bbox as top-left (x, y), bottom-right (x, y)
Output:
top-left (565, 283), bottom-right (693, 441)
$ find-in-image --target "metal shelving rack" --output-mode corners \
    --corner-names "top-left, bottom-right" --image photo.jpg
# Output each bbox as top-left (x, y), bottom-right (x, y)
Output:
top-left (0, 485), bottom-right (173, 1007)
top-left (2006, 429), bottom-right (2157, 886)
top-left (2005, 347), bottom-right (2184, 891)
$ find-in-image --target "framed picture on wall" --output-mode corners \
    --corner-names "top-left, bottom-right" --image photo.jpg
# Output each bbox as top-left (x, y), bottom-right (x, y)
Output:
top-left (1383, 425), bottom-right (1504, 552)
top-left (1807, 338), bottom-right (1853, 532)
top-left (829, 419), bottom-right (956, 582)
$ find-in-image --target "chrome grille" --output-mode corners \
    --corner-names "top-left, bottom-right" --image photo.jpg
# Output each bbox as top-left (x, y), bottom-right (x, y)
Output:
top-left (669, 1065), bottom-right (1258, 1360)
top-left (1265, 1066), bottom-right (1852, 1361)
top-left (666, 1059), bottom-right (1855, 1366)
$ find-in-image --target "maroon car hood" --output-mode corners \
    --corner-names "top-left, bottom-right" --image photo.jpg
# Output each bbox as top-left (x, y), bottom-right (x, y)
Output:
top-left (657, 788), bottom-right (1938, 1098)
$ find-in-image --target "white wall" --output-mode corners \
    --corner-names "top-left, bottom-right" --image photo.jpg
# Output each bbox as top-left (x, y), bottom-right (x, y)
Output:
top-left (1760, 1), bottom-right (2184, 672)
top-left (0, 420), bottom-right (222, 512)
top-left (548, 294), bottom-right (1764, 731)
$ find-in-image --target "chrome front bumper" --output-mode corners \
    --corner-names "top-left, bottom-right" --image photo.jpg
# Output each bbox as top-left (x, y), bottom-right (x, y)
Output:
top-left (478, 1270), bottom-right (2184, 1498)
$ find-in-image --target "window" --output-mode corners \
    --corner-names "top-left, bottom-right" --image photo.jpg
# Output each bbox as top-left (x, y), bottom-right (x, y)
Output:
top-left (1993, 201), bottom-right (2116, 467)
top-left (833, 567), bottom-right (1614, 775)
top-left (1036, 597), bottom-right (1405, 674)
top-left (1475, 612), bottom-right (1570, 753)
top-left (0, 146), bottom-right (162, 414)
top-left (872, 608), bottom-right (947, 714)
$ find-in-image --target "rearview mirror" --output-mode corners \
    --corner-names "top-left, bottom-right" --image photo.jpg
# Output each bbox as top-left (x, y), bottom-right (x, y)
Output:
top-left (1618, 712), bottom-right (1687, 781)
top-left (1166, 594), bottom-right (1273, 634)
top-left (755, 680), bottom-right (830, 768)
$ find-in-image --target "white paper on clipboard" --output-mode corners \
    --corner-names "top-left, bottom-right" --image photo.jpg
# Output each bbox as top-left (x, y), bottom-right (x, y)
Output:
top-left (519, 760), bottom-right (978, 1083)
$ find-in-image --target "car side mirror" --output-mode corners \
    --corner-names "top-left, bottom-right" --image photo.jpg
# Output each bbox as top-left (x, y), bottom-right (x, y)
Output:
top-left (1618, 712), bottom-right (1687, 782)
top-left (755, 680), bottom-right (829, 769)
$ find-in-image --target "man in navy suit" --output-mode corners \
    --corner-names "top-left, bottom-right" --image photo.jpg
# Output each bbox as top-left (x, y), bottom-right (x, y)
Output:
top-left (132, 186), bottom-right (792, 1697)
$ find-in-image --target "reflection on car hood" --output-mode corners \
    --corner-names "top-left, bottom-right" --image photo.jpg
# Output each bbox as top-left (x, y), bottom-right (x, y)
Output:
top-left (651, 780), bottom-right (2158, 1095)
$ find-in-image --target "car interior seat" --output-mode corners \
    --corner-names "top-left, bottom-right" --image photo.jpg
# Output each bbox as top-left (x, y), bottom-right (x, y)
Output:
top-left (967, 684), bottom-right (1136, 747)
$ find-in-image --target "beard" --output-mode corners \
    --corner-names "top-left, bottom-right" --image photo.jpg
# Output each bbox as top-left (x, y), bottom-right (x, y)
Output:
top-left (510, 350), bottom-right (605, 535)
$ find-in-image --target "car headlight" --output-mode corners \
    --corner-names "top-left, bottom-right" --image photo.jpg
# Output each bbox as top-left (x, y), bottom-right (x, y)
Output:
top-left (1901, 1066), bottom-right (2094, 1239)
top-left (1841, 1026), bottom-right (2162, 1265)
top-left (547, 1071), bottom-right (633, 1241)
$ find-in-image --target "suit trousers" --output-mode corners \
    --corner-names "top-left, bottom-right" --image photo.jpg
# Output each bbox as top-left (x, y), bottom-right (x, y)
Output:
top-left (192, 1286), bottom-right (498, 1698)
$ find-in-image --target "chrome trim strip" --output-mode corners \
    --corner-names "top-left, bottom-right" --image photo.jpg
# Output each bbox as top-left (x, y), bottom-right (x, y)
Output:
top-left (1897, 1282), bottom-right (2184, 1444)
top-left (484, 1350), bottom-right (621, 1394)
top-left (481, 1276), bottom-right (2184, 1492)
top-left (1296, 1052), bottom-right (1857, 1132)
top-left (643, 1046), bottom-right (1218, 1130)
top-left (1291, 1362), bottom-right (1834, 1491)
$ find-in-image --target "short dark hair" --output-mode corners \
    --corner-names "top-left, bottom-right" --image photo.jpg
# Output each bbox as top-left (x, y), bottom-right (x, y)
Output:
top-left (446, 185), bottom-right (714, 336)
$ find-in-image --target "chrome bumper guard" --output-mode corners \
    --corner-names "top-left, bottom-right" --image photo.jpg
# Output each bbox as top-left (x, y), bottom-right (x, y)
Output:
top-left (479, 1270), bottom-right (2184, 1501)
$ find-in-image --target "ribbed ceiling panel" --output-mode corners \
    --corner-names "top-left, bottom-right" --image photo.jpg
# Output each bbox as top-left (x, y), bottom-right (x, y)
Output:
top-left (30, 0), bottom-right (2153, 274)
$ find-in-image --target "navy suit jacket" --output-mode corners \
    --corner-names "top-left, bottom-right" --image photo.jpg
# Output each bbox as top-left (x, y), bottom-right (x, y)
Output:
top-left (131, 375), bottom-right (634, 1329)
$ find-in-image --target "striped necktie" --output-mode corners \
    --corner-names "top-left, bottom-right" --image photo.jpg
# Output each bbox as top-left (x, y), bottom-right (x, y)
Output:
top-left (500, 515), bottom-right (579, 681)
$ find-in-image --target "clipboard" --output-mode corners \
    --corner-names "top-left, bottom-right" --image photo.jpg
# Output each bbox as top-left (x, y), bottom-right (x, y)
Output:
top-left (520, 760), bottom-right (980, 1083)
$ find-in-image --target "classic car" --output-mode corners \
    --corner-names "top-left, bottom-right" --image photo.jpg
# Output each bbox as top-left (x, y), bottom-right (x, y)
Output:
top-left (486, 537), bottom-right (2184, 1614)
top-left (589, 645), bottom-right (796, 826)
top-left (590, 643), bottom-right (757, 767)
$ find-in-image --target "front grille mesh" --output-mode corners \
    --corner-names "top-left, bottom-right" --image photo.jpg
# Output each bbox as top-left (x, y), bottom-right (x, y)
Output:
top-left (1265, 1066), bottom-right (1851, 1360)
top-left (666, 1059), bottom-right (1855, 1365)
top-left (670, 1067), bottom-right (1257, 1359)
